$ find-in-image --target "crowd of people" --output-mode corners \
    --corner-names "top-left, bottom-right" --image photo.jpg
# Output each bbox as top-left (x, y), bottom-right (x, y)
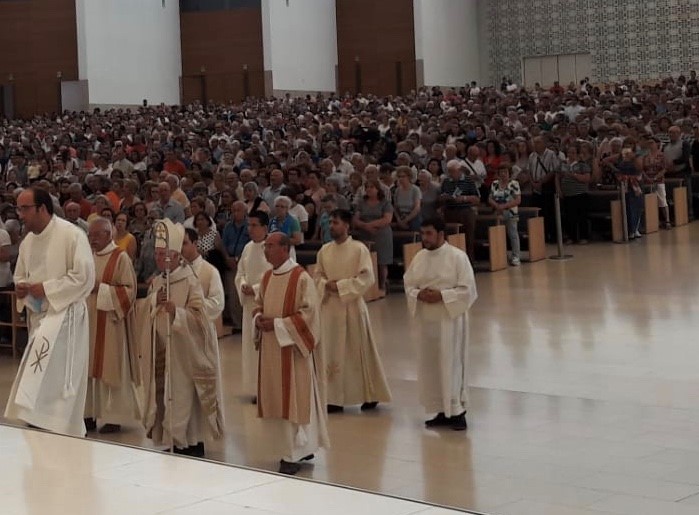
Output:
top-left (0, 74), bottom-right (696, 281)
top-left (1, 73), bottom-right (698, 473)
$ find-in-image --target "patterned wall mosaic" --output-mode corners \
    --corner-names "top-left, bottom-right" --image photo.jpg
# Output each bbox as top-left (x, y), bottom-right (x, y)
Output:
top-left (486, 0), bottom-right (699, 85)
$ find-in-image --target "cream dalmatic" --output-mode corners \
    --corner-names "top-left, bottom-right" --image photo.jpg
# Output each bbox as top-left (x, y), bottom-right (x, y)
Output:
top-left (314, 237), bottom-right (391, 406)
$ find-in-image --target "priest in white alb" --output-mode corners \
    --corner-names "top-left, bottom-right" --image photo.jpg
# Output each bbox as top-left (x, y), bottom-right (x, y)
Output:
top-left (141, 219), bottom-right (223, 457)
top-left (234, 210), bottom-right (271, 400)
top-left (181, 226), bottom-right (225, 433)
top-left (313, 209), bottom-right (391, 413)
top-left (403, 217), bottom-right (477, 431)
top-left (84, 217), bottom-right (140, 434)
top-left (253, 232), bottom-right (329, 475)
top-left (5, 187), bottom-right (95, 436)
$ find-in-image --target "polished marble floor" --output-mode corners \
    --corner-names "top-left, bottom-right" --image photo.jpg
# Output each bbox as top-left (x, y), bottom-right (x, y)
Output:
top-left (3, 223), bottom-right (699, 514)
top-left (0, 424), bottom-right (467, 515)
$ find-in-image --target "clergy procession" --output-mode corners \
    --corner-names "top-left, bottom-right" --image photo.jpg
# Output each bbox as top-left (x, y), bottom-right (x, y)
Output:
top-left (2, 186), bottom-right (477, 475)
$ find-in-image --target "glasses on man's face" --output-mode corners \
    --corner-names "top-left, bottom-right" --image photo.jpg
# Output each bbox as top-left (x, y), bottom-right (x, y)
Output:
top-left (15, 204), bottom-right (37, 213)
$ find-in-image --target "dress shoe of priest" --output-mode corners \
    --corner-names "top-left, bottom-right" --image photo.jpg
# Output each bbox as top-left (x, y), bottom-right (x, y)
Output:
top-left (424, 412), bottom-right (450, 428)
top-left (84, 418), bottom-right (97, 432)
top-left (327, 404), bottom-right (344, 414)
top-left (172, 446), bottom-right (191, 456)
top-left (360, 401), bottom-right (379, 411)
top-left (279, 459), bottom-right (302, 475)
top-left (188, 442), bottom-right (205, 458)
top-left (98, 423), bottom-right (121, 434)
top-left (300, 454), bottom-right (314, 461)
top-left (450, 412), bottom-right (468, 431)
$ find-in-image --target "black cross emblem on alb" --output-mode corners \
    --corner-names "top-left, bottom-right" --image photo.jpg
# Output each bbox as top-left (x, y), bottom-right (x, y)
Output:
top-left (30, 337), bottom-right (50, 374)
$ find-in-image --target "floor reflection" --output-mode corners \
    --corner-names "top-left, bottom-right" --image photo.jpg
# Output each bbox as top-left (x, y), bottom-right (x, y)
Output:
top-left (3, 226), bottom-right (699, 514)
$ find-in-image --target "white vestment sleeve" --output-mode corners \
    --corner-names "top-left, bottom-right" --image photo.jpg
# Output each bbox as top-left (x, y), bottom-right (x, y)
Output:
top-left (43, 228), bottom-right (95, 313)
top-left (312, 248), bottom-right (329, 301)
top-left (96, 283), bottom-right (115, 311)
top-left (202, 265), bottom-right (225, 320)
top-left (440, 251), bottom-right (477, 319)
top-left (234, 246), bottom-right (248, 298)
top-left (402, 252), bottom-right (422, 318)
top-left (273, 318), bottom-right (295, 347)
top-left (336, 244), bottom-right (374, 302)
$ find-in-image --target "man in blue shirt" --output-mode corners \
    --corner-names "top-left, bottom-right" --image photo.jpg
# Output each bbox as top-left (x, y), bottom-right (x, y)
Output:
top-left (440, 159), bottom-right (481, 262)
top-left (222, 201), bottom-right (250, 333)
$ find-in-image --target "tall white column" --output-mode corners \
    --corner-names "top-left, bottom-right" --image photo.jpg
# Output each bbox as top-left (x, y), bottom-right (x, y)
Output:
top-left (413, 0), bottom-right (481, 88)
top-left (261, 0), bottom-right (338, 94)
top-left (75, 0), bottom-right (182, 106)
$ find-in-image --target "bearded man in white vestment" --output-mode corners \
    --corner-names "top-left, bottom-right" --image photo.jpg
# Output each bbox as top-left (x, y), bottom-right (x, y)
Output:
top-left (234, 210), bottom-right (271, 400)
top-left (314, 209), bottom-right (391, 412)
top-left (5, 187), bottom-right (95, 437)
top-left (141, 219), bottom-right (223, 457)
top-left (253, 232), bottom-right (329, 475)
top-left (403, 217), bottom-right (477, 431)
top-left (84, 217), bottom-right (140, 434)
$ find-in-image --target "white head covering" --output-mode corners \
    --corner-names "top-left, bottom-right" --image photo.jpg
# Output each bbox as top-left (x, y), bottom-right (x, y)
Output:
top-left (154, 218), bottom-right (185, 254)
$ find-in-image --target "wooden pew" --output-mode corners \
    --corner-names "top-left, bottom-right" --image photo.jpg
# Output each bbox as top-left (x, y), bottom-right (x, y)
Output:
top-left (666, 178), bottom-right (689, 226)
top-left (587, 190), bottom-right (624, 242)
top-left (474, 214), bottom-right (508, 272)
top-left (644, 192), bottom-right (659, 234)
top-left (478, 206), bottom-right (544, 262)
top-left (517, 207), bottom-right (545, 262)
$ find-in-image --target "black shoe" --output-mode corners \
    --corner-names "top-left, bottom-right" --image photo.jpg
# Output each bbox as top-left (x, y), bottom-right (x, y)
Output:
top-left (84, 418), bottom-right (97, 432)
top-left (360, 401), bottom-right (379, 411)
top-left (251, 396), bottom-right (257, 405)
top-left (300, 454), bottom-right (314, 461)
top-left (172, 446), bottom-right (191, 456)
top-left (425, 412), bottom-right (450, 428)
top-left (279, 459), bottom-right (301, 475)
top-left (327, 404), bottom-right (344, 414)
top-left (188, 442), bottom-right (205, 458)
top-left (98, 423), bottom-right (121, 434)
top-left (450, 412), bottom-right (468, 431)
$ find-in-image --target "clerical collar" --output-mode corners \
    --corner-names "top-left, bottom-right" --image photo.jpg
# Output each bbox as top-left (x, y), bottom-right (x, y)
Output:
top-left (33, 215), bottom-right (56, 239)
top-left (429, 241), bottom-right (448, 252)
top-left (95, 241), bottom-right (118, 256)
top-left (273, 258), bottom-right (296, 275)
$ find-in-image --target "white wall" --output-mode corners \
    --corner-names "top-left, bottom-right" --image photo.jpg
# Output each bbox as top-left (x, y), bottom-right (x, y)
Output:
top-left (261, 0), bottom-right (337, 93)
top-left (75, 0), bottom-right (182, 106)
top-left (413, 0), bottom-right (481, 87)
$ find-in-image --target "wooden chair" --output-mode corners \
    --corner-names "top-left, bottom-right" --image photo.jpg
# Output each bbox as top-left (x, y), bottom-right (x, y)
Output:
top-left (0, 290), bottom-right (27, 359)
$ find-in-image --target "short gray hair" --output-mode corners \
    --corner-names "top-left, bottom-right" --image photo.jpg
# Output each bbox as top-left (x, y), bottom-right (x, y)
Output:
top-left (274, 196), bottom-right (292, 209)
